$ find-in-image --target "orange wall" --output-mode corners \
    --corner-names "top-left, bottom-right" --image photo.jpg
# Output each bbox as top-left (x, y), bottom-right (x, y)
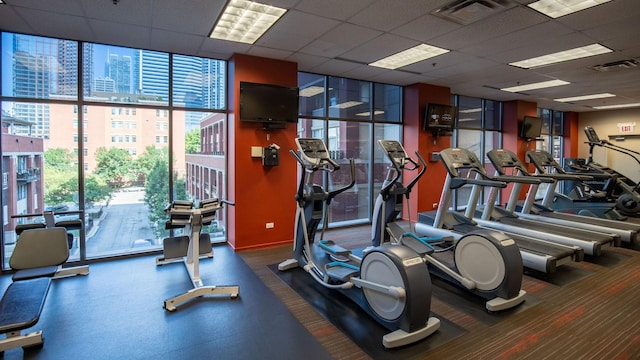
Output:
top-left (564, 111), bottom-right (579, 157)
top-left (403, 83), bottom-right (452, 219)
top-left (502, 100), bottom-right (538, 200)
top-left (227, 54), bottom-right (298, 251)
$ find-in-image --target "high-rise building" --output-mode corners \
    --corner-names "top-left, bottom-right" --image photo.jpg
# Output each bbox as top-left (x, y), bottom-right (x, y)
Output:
top-left (105, 52), bottom-right (132, 94)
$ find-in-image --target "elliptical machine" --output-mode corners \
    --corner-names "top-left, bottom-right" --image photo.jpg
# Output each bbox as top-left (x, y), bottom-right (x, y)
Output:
top-left (278, 138), bottom-right (440, 349)
top-left (378, 141), bottom-right (526, 311)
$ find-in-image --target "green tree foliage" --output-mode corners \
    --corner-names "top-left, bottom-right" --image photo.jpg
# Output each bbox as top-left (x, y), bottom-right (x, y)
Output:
top-left (84, 175), bottom-right (112, 207)
top-left (94, 147), bottom-right (134, 188)
top-left (136, 146), bottom-right (167, 183)
top-left (185, 128), bottom-right (201, 154)
top-left (43, 148), bottom-right (76, 205)
top-left (144, 157), bottom-right (188, 239)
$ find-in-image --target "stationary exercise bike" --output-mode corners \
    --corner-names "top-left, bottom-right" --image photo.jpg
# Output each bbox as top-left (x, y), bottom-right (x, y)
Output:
top-left (379, 142), bottom-right (526, 311)
top-left (278, 138), bottom-right (440, 349)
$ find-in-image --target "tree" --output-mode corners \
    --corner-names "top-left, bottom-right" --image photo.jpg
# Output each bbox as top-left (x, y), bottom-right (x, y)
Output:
top-left (44, 148), bottom-right (73, 171)
top-left (43, 148), bottom-right (76, 205)
top-left (84, 175), bottom-right (112, 207)
top-left (136, 146), bottom-right (167, 183)
top-left (185, 128), bottom-right (201, 154)
top-left (144, 158), bottom-right (171, 239)
top-left (144, 157), bottom-right (188, 239)
top-left (94, 147), bottom-right (134, 188)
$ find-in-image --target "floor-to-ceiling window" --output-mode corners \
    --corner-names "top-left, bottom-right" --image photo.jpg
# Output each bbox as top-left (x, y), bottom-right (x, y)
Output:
top-left (1, 32), bottom-right (227, 268)
top-left (452, 95), bottom-right (503, 208)
top-left (297, 73), bottom-right (403, 227)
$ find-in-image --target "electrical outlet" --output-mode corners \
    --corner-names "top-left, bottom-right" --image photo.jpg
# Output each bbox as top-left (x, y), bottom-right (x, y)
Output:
top-left (432, 203), bottom-right (438, 209)
top-left (266, 222), bottom-right (275, 229)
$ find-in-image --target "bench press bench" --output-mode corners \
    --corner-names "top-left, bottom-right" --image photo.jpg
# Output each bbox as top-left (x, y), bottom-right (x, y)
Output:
top-left (0, 227), bottom-right (70, 353)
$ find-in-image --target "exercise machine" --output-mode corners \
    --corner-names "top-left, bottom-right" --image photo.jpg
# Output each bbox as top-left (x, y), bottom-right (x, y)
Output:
top-left (487, 148), bottom-right (640, 245)
top-left (0, 226), bottom-right (71, 353)
top-left (278, 138), bottom-right (439, 349)
top-left (11, 210), bottom-right (89, 280)
top-left (567, 126), bottom-right (640, 215)
top-left (416, 147), bottom-right (579, 274)
top-left (157, 199), bottom-right (238, 311)
top-left (376, 141), bottom-right (526, 311)
top-left (526, 149), bottom-right (627, 220)
top-left (461, 148), bottom-right (618, 257)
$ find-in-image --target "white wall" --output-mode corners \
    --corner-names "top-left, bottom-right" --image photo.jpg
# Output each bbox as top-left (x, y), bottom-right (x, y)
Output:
top-left (579, 108), bottom-right (640, 183)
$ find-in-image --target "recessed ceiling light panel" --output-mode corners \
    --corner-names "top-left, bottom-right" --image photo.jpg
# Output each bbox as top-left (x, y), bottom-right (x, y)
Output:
top-left (593, 103), bottom-right (640, 110)
top-left (554, 93), bottom-right (615, 102)
top-left (369, 44), bottom-right (450, 70)
top-left (510, 44), bottom-right (612, 69)
top-left (528, 0), bottom-right (611, 18)
top-left (501, 79), bottom-right (569, 92)
top-left (209, 0), bottom-right (287, 44)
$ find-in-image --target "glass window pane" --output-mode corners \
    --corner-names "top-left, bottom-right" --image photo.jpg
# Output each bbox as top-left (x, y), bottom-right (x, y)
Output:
top-left (298, 73), bottom-right (325, 117)
top-left (327, 121), bottom-right (371, 224)
top-left (327, 77), bottom-right (371, 119)
top-left (2, 102), bottom-right (82, 268)
top-left (86, 44), bottom-right (169, 105)
top-left (82, 105), bottom-right (167, 258)
top-left (539, 108), bottom-right (551, 135)
top-left (373, 83), bottom-right (402, 123)
top-left (457, 96), bottom-right (482, 129)
top-left (552, 111), bottom-right (563, 136)
top-left (484, 100), bottom-right (501, 130)
top-left (172, 55), bottom-right (226, 110)
top-left (2, 33), bottom-right (78, 99)
top-left (455, 129), bottom-right (483, 208)
top-left (180, 110), bottom-right (228, 242)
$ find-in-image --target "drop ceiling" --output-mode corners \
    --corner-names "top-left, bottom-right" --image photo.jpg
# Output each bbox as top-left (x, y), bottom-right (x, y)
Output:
top-left (0, 0), bottom-right (638, 112)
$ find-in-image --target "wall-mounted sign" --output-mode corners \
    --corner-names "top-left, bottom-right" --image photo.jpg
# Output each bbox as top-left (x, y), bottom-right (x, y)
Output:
top-left (617, 122), bottom-right (636, 133)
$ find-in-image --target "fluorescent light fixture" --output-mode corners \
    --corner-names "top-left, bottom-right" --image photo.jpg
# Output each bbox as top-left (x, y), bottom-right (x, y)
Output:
top-left (369, 44), bottom-right (450, 70)
top-left (329, 101), bottom-right (362, 109)
top-left (209, 0), bottom-right (287, 44)
top-left (299, 86), bottom-right (324, 97)
top-left (356, 110), bottom-right (385, 116)
top-left (555, 93), bottom-right (615, 102)
top-left (593, 103), bottom-right (640, 110)
top-left (501, 79), bottom-right (570, 93)
top-left (459, 108), bottom-right (482, 113)
top-left (528, 0), bottom-right (611, 18)
top-left (510, 44), bottom-right (612, 69)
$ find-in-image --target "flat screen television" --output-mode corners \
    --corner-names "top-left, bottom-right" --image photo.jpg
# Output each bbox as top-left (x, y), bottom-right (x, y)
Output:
top-left (239, 81), bottom-right (299, 124)
top-left (520, 115), bottom-right (543, 140)
top-left (423, 103), bottom-right (455, 131)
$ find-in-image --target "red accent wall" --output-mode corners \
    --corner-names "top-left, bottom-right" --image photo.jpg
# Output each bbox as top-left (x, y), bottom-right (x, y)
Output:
top-left (227, 54), bottom-right (298, 251)
top-left (403, 83), bottom-right (452, 220)
top-left (564, 111), bottom-right (579, 157)
top-left (502, 100), bottom-right (538, 200)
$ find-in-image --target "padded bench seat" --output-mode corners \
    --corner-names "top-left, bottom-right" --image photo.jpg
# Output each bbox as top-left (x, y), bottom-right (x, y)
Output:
top-left (0, 277), bottom-right (51, 352)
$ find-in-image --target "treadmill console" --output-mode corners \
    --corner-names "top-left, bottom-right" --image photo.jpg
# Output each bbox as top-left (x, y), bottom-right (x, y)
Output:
top-left (440, 148), bottom-right (483, 176)
top-left (295, 138), bottom-right (331, 164)
top-left (378, 139), bottom-right (407, 167)
top-left (584, 126), bottom-right (601, 143)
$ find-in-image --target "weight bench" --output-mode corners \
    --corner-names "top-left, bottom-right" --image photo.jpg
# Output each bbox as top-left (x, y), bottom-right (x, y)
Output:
top-left (0, 277), bottom-right (51, 352)
top-left (11, 227), bottom-right (87, 281)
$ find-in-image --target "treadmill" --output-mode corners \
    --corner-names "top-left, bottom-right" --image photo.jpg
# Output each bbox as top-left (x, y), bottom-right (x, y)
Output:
top-left (415, 147), bottom-right (580, 274)
top-left (487, 148), bottom-right (640, 245)
top-left (470, 149), bottom-right (619, 257)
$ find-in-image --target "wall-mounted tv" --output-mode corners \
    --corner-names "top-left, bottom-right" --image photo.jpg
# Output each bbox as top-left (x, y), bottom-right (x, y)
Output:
top-left (520, 115), bottom-right (543, 140)
top-left (423, 103), bottom-right (455, 131)
top-left (239, 81), bottom-right (299, 124)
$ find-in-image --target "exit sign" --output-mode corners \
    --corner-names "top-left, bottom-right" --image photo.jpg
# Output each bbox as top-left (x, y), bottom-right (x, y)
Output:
top-left (617, 122), bottom-right (636, 133)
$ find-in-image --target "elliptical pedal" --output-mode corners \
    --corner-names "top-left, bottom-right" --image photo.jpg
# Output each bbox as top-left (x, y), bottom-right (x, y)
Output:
top-left (324, 262), bottom-right (359, 283)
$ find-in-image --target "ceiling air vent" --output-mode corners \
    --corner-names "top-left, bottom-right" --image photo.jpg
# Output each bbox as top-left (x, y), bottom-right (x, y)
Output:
top-left (432, 0), bottom-right (515, 25)
top-left (591, 59), bottom-right (639, 72)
